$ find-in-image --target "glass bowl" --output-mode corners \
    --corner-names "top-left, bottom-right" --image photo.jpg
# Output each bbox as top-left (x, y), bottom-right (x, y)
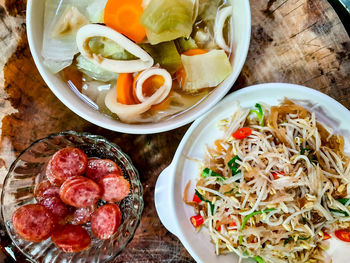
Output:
top-left (0, 131), bottom-right (143, 263)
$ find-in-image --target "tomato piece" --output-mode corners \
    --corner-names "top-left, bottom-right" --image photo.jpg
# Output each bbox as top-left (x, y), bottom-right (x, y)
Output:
top-left (192, 193), bottom-right (201, 203)
top-left (322, 232), bottom-right (331, 240)
top-left (232, 127), bottom-right (252, 140)
top-left (335, 230), bottom-right (350, 242)
top-left (190, 215), bottom-right (204, 227)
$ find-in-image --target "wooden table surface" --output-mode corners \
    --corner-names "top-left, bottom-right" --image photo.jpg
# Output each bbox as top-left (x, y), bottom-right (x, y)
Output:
top-left (0, 0), bottom-right (349, 262)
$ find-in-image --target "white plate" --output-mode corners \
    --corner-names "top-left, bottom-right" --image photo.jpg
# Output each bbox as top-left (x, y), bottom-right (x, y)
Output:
top-left (155, 83), bottom-right (350, 263)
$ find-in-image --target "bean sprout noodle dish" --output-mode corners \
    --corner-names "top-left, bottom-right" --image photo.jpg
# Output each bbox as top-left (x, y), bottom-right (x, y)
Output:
top-left (184, 99), bottom-right (350, 263)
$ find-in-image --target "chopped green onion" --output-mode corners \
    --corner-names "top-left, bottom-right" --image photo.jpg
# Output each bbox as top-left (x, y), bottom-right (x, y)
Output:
top-left (250, 103), bottom-right (264, 126)
top-left (298, 236), bottom-right (310, 241)
top-left (337, 198), bottom-right (350, 206)
top-left (284, 236), bottom-right (293, 245)
top-left (329, 208), bottom-right (349, 217)
top-left (201, 168), bottom-right (225, 181)
top-left (241, 208), bottom-right (276, 230)
top-left (300, 147), bottom-right (311, 155)
top-left (195, 189), bottom-right (215, 215)
top-left (252, 256), bottom-right (265, 263)
top-left (239, 208), bottom-right (276, 244)
top-left (227, 155), bottom-right (241, 176)
top-left (224, 188), bottom-right (234, 195)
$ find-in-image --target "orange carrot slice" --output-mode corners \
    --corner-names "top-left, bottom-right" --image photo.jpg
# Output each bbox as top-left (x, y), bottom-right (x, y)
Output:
top-left (104, 0), bottom-right (146, 43)
top-left (116, 73), bottom-right (136, 105)
top-left (183, 49), bottom-right (208, 56)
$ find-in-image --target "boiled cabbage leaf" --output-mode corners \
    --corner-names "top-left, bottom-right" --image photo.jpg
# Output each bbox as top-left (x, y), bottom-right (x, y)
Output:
top-left (140, 0), bottom-right (194, 44)
top-left (86, 0), bottom-right (107, 23)
top-left (76, 55), bottom-right (118, 82)
top-left (88, 37), bottom-right (136, 60)
top-left (141, 41), bottom-right (182, 74)
top-left (181, 49), bottom-right (232, 93)
top-left (176, 37), bottom-right (198, 53)
top-left (42, 0), bottom-right (92, 73)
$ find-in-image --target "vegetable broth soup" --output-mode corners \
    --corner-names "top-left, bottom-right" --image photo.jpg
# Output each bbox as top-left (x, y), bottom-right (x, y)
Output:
top-left (42, 0), bottom-right (234, 123)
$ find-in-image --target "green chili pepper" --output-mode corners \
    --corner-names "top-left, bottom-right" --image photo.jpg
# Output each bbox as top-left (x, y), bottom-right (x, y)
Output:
top-left (201, 168), bottom-right (225, 181)
top-left (228, 155), bottom-right (241, 176)
top-left (250, 103), bottom-right (264, 126)
top-left (195, 189), bottom-right (215, 215)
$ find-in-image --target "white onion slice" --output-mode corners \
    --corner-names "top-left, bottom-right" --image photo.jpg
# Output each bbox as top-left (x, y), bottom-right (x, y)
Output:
top-left (135, 68), bottom-right (172, 104)
top-left (104, 83), bottom-right (168, 123)
top-left (76, 24), bottom-right (154, 73)
top-left (214, 6), bottom-right (233, 52)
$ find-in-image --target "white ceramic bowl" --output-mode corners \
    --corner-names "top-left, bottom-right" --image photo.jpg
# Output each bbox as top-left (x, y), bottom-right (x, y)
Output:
top-left (155, 83), bottom-right (350, 263)
top-left (26, 0), bottom-right (251, 134)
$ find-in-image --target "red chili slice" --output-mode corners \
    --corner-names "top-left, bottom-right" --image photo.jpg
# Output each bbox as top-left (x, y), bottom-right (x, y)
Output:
top-left (46, 147), bottom-right (87, 186)
top-left (335, 229), bottom-right (350, 242)
top-left (51, 225), bottom-right (91, 252)
top-left (86, 159), bottom-right (122, 182)
top-left (192, 193), bottom-right (201, 203)
top-left (99, 173), bottom-right (130, 202)
top-left (91, 204), bottom-right (122, 240)
top-left (12, 204), bottom-right (54, 242)
top-left (60, 176), bottom-right (101, 208)
top-left (272, 171), bottom-right (285, 180)
top-left (323, 232), bottom-right (331, 240)
top-left (232, 127), bottom-right (252, 139)
top-left (190, 215), bottom-right (204, 227)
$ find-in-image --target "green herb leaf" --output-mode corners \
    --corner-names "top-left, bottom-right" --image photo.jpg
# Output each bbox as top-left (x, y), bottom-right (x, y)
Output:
top-left (250, 103), bottom-right (264, 126)
top-left (227, 155), bottom-right (241, 176)
top-left (201, 168), bottom-right (225, 181)
top-left (194, 189), bottom-right (215, 215)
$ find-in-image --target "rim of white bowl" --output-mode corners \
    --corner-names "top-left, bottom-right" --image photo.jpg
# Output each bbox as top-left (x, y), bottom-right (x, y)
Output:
top-left (26, 0), bottom-right (251, 134)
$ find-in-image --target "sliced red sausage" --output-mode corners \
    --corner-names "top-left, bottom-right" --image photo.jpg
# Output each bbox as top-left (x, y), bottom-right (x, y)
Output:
top-left (86, 159), bottom-right (122, 182)
top-left (51, 225), bottom-right (91, 252)
top-left (40, 196), bottom-right (70, 225)
top-left (35, 180), bottom-right (60, 202)
top-left (46, 147), bottom-right (87, 186)
top-left (12, 204), bottom-right (54, 242)
top-left (60, 176), bottom-right (101, 208)
top-left (99, 173), bottom-right (130, 202)
top-left (91, 204), bottom-right (122, 240)
top-left (68, 205), bottom-right (96, 225)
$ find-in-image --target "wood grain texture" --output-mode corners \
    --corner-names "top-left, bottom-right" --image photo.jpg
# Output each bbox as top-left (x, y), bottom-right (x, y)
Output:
top-left (0, 0), bottom-right (349, 262)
